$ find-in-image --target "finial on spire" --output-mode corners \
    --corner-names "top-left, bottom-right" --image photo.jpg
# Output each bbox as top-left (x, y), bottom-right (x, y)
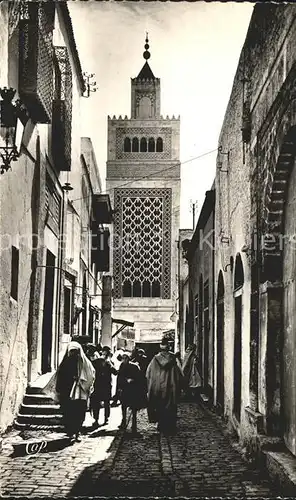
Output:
top-left (143, 32), bottom-right (150, 60)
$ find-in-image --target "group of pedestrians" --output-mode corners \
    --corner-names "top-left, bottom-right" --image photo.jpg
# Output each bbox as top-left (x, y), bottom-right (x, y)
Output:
top-left (47, 337), bottom-right (202, 442)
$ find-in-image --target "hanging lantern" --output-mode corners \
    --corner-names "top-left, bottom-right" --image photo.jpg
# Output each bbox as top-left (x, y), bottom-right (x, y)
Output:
top-left (0, 87), bottom-right (28, 175)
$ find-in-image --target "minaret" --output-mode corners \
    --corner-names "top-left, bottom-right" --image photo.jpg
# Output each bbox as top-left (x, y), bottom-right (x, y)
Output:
top-left (131, 34), bottom-right (161, 119)
top-left (106, 35), bottom-right (181, 353)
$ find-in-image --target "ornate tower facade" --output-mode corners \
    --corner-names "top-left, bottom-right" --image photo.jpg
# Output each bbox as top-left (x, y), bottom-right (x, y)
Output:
top-left (106, 36), bottom-right (180, 348)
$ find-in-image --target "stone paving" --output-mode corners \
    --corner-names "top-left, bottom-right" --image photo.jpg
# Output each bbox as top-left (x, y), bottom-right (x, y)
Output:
top-left (0, 401), bottom-right (282, 497)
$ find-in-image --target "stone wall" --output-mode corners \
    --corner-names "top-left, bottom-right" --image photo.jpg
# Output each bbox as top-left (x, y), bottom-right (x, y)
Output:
top-left (0, 2), bottom-right (91, 432)
top-left (186, 190), bottom-right (215, 397)
top-left (215, 3), bottom-right (296, 445)
top-left (0, 3), bottom-right (37, 432)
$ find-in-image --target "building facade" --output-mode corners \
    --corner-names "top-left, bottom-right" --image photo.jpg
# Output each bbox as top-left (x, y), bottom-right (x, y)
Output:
top-left (0, 2), bottom-right (111, 432)
top-left (181, 189), bottom-right (215, 403)
top-left (215, 3), bottom-right (296, 457)
top-left (177, 3), bottom-right (296, 461)
top-left (106, 37), bottom-right (181, 356)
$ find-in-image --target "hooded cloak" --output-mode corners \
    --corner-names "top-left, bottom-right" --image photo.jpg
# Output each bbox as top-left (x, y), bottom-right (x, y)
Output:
top-left (146, 350), bottom-right (183, 423)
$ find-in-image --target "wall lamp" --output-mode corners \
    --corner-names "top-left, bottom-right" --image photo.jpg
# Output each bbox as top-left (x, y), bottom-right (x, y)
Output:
top-left (0, 87), bottom-right (28, 175)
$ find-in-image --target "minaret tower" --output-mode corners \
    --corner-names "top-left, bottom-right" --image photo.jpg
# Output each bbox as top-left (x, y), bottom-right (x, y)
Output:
top-left (106, 35), bottom-right (181, 352)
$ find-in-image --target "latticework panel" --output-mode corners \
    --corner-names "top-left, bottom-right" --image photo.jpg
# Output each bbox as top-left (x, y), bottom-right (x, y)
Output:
top-left (116, 128), bottom-right (172, 159)
top-left (9, 0), bottom-right (24, 38)
top-left (113, 188), bottom-right (171, 299)
top-left (18, 2), bottom-right (55, 123)
top-left (54, 46), bottom-right (72, 170)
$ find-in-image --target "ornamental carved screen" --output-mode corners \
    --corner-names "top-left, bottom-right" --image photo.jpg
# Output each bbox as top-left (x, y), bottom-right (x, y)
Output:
top-left (113, 188), bottom-right (172, 299)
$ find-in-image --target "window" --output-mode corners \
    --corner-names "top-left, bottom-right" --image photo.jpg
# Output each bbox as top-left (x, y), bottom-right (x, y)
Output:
top-left (45, 174), bottom-right (61, 235)
top-left (148, 137), bottom-right (155, 152)
top-left (156, 137), bottom-right (163, 152)
top-left (140, 137), bottom-right (147, 152)
top-left (121, 196), bottom-right (164, 298)
top-left (124, 137), bottom-right (131, 152)
top-left (132, 137), bottom-right (139, 152)
top-left (138, 96), bottom-right (152, 118)
top-left (11, 246), bottom-right (19, 301)
top-left (114, 187), bottom-right (171, 300)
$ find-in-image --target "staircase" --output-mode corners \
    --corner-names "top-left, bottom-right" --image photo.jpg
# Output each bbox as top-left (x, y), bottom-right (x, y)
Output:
top-left (14, 374), bottom-right (64, 432)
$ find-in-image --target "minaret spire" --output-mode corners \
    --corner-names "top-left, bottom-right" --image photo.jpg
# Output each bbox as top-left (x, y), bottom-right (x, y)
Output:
top-left (143, 32), bottom-right (151, 60)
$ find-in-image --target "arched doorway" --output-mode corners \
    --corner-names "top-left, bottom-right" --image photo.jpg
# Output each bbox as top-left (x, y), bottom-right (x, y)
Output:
top-left (185, 305), bottom-right (190, 348)
top-left (198, 275), bottom-right (203, 384)
top-left (216, 271), bottom-right (225, 412)
top-left (233, 253), bottom-right (244, 422)
top-left (203, 280), bottom-right (210, 389)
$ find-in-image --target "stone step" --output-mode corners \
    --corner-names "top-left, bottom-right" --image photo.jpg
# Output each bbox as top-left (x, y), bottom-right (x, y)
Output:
top-left (19, 403), bottom-right (62, 416)
top-left (23, 393), bottom-right (57, 406)
top-left (26, 385), bottom-right (49, 395)
top-left (12, 434), bottom-right (71, 457)
top-left (14, 421), bottom-right (64, 432)
top-left (27, 372), bottom-right (56, 395)
top-left (200, 393), bottom-right (210, 404)
top-left (16, 413), bottom-right (63, 426)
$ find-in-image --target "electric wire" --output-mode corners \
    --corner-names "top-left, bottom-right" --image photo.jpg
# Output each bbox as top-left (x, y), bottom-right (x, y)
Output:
top-left (69, 147), bottom-right (219, 206)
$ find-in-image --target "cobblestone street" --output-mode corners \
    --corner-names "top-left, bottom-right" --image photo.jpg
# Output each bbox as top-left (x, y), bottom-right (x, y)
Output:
top-left (0, 401), bottom-right (281, 497)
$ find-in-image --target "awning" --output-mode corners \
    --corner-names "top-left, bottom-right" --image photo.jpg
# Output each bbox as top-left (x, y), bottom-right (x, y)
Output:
top-left (111, 318), bottom-right (135, 339)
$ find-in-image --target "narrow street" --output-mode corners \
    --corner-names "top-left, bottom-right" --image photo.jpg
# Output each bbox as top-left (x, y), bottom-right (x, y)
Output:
top-left (0, 402), bottom-right (279, 498)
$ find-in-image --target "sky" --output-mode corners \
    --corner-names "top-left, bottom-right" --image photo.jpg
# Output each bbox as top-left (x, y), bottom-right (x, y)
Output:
top-left (69, 1), bottom-right (254, 228)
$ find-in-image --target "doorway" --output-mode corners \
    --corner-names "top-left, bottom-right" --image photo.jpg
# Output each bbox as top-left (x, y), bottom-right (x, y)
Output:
top-left (216, 271), bottom-right (225, 412)
top-left (203, 281), bottom-right (209, 388)
top-left (233, 254), bottom-right (244, 422)
top-left (41, 250), bottom-right (56, 374)
top-left (233, 294), bottom-right (242, 421)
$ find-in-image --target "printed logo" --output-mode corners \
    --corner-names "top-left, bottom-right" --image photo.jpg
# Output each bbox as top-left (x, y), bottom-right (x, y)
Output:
top-left (25, 440), bottom-right (48, 456)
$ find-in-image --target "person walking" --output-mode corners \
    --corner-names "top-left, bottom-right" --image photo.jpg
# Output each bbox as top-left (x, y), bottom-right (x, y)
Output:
top-left (111, 351), bottom-right (124, 407)
top-left (117, 351), bottom-right (146, 435)
top-left (146, 338), bottom-right (183, 436)
top-left (86, 343), bottom-right (100, 361)
top-left (182, 344), bottom-right (202, 400)
top-left (55, 341), bottom-right (95, 441)
top-left (131, 347), bottom-right (149, 401)
top-left (90, 346), bottom-right (118, 428)
top-left (132, 348), bottom-right (149, 373)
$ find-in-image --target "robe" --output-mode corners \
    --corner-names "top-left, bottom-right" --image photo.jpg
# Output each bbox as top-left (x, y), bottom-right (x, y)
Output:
top-left (182, 347), bottom-right (202, 389)
top-left (146, 351), bottom-right (183, 431)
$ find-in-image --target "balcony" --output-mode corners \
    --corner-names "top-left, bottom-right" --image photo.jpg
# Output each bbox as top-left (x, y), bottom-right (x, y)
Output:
top-left (91, 226), bottom-right (110, 272)
top-left (92, 194), bottom-right (113, 224)
top-left (18, 3), bottom-right (54, 123)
